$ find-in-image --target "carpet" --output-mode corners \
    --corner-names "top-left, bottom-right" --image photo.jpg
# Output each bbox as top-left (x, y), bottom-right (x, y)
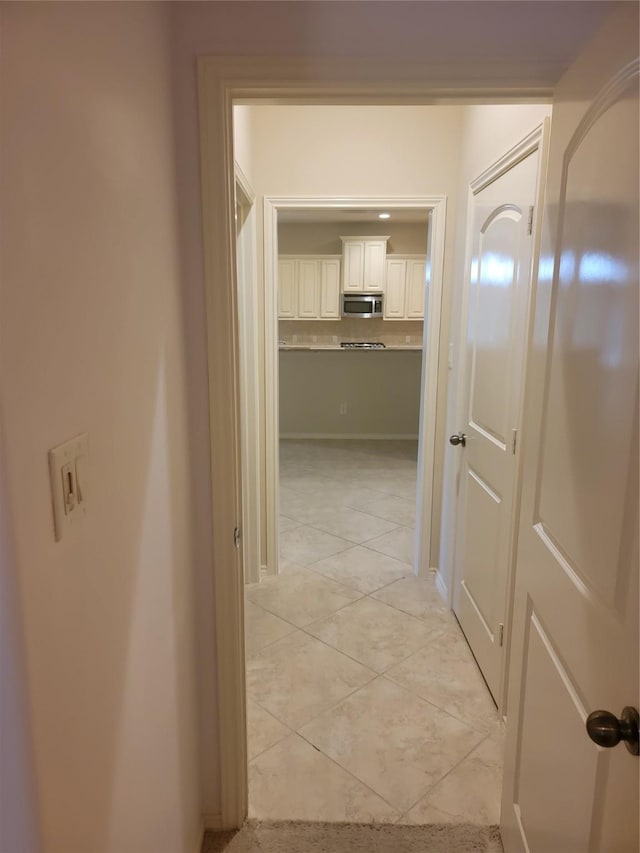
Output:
top-left (202, 820), bottom-right (503, 852)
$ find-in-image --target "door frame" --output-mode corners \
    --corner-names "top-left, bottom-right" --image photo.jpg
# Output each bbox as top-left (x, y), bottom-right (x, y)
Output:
top-left (263, 194), bottom-right (447, 579)
top-left (235, 165), bottom-right (261, 585)
top-left (449, 122), bottom-right (550, 714)
top-left (197, 55), bottom-right (552, 829)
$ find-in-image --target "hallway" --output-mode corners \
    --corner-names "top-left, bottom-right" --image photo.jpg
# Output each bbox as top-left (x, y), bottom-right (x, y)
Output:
top-left (245, 440), bottom-right (503, 824)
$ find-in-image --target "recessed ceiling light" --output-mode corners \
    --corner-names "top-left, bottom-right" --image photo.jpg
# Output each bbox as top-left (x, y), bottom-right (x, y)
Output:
top-left (378, 212), bottom-right (391, 220)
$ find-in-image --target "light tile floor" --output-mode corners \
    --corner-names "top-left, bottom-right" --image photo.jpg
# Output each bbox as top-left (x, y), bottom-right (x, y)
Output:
top-left (245, 439), bottom-right (503, 825)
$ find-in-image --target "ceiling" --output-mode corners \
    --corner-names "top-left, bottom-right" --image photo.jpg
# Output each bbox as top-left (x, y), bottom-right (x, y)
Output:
top-left (278, 209), bottom-right (430, 225)
top-left (189, 2), bottom-right (616, 92)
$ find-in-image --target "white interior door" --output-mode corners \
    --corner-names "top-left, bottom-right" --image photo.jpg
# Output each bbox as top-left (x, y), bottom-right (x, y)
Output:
top-left (453, 142), bottom-right (543, 702)
top-left (501, 6), bottom-right (639, 852)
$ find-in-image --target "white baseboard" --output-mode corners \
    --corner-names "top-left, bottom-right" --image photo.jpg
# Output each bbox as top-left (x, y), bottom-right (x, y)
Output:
top-left (435, 570), bottom-right (449, 605)
top-left (280, 433), bottom-right (419, 440)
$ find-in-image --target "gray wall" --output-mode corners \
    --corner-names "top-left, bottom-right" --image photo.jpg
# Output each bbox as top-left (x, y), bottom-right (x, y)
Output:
top-left (279, 350), bottom-right (422, 437)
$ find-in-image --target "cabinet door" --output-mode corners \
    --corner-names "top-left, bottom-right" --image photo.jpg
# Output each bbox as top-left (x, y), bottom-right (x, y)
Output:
top-left (384, 259), bottom-right (406, 319)
top-left (406, 259), bottom-right (426, 318)
top-left (297, 259), bottom-right (319, 318)
top-left (342, 241), bottom-right (364, 292)
top-left (320, 259), bottom-right (341, 319)
top-left (278, 259), bottom-right (296, 318)
top-left (363, 240), bottom-right (387, 291)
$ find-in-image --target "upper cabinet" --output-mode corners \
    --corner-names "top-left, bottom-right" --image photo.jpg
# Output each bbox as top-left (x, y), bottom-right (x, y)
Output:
top-left (278, 256), bottom-right (341, 320)
top-left (340, 237), bottom-right (389, 292)
top-left (383, 256), bottom-right (426, 320)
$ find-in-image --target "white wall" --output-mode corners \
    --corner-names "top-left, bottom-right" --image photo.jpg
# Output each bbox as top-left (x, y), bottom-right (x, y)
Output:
top-left (0, 406), bottom-right (41, 853)
top-left (0, 4), bottom-right (202, 851)
top-left (438, 104), bottom-right (553, 600)
top-left (233, 105), bottom-right (254, 186)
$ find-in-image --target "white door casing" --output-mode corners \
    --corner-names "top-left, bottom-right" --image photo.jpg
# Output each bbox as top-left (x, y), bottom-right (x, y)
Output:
top-left (501, 6), bottom-right (639, 852)
top-left (198, 54), bottom-right (554, 830)
top-left (264, 196), bottom-right (446, 581)
top-left (453, 130), bottom-right (547, 705)
top-left (235, 166), bottom-right (261, 586)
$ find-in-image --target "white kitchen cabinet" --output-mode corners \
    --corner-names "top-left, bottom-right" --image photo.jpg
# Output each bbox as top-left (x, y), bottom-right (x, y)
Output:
top-left (340, 237), bottom-right (388, 292)
top-left (278, 258), bottom-right (296, 318)
top-left (383, 255), bottom-right (426, 320)
top-left (297, 259), bottom-right (319, 318)
top-left (278, 256), bottom-right (341, 320)
top-left (320, 258), bottom-right (341, 318)
top-left (384, 259), bottom-right (407, 318)
top-left (406, 259), bottom-right (426, 318)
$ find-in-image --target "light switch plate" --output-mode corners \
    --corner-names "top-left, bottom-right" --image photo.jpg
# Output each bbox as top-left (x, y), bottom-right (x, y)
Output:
top-left (49, 433), bottom-right (89, 541)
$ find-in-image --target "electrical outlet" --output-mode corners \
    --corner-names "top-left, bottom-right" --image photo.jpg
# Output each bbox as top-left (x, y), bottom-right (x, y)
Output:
top-left (339, 402), bottom-right (347, 415)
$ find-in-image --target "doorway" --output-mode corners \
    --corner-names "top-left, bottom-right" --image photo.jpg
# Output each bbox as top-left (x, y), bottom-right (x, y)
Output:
top-left (258, 197), bottom-right (448, 581)
top-left (198, 64), bottom-right (551, 828)
top-left (238, 139), bottom-right (503, 821)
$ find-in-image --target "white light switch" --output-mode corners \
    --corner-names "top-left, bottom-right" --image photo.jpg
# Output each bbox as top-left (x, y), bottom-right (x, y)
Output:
top-left (49, 433), bottom-right (89, 541)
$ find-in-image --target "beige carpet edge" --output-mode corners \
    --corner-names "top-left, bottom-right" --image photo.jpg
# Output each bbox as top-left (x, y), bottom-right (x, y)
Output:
top-left (202, 819), bottom-right (503, 852)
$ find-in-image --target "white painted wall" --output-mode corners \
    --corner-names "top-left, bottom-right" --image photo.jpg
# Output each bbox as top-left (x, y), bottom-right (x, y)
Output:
top-left (233, 106), bottom-right (254, 186)
top-left (0, 407), bottom-right (41, 853)
top-left (280, 351), bottom-right (422, 438)
top-left (0, 4), bottom-right (202, 851)
top-left (438, 104), bottom-right (553, 601)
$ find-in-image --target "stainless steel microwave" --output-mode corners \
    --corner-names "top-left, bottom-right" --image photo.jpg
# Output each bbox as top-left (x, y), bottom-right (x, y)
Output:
top-left (342, 293), bottom-right (383, 318)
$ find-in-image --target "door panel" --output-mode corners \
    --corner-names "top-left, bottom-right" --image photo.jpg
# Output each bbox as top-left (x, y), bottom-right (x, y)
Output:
top-left (454, 148), bottom-right (540, 701)
top-left (470, 210), bottom-right (522, 445)
top-left (385, 259), bottom-right (406, 318)
top-left (406, 259), bottom-right (426, 318)
top-left (501, 6), bottom-right (639, 851)
top-left (298, 259), bottom-right (319, 318)
top-left (277, 258), bottom-right (296, 318)
top-left (320, 259), bottom-right (340, 319)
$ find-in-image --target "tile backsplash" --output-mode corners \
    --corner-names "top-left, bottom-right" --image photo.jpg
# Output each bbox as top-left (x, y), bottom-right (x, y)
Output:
top-left (279, 319), bottom-right (424, 347)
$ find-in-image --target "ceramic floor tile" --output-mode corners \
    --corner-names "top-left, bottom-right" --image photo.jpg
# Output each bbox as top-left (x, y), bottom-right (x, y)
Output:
top-left (357, 494), bottom-right (417, 527)
top-left (279, 490), bottom-right (342, 524)
top-left (279, 514), bottom-right (301, 533)
top-left (279, 525), bottom-right (353, 566)
top-left (246, 568), bottom-right (361, 627)
top-left (403, 732), bottom-right (504, 825)
top-left (306, 596), bottom-right (441, 673)
top-left (386, 630), bottom-right (501, 732)
top-left (309, 508), bottom-right (399, 544)
top-left (299, 677), bottom-right (484, 813)
top-left (247, 700), bottom-right (290, 761)
top-left (249, 734), bottom-right (399, 823)
top-left (365, 526), bottom-right (415, 566)
top-left (244, 600), bottom-right (296, 655)
top-left (371, 575), bottom-right (456, 629)
top-left (246, 629), bottom-right (375, 729)
top-left (308, 546), bottom-right (410, 594)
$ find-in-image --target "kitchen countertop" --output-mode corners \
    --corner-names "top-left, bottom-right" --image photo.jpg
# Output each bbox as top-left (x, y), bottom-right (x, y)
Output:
top-left (279, 344), bottom-right (423, 351)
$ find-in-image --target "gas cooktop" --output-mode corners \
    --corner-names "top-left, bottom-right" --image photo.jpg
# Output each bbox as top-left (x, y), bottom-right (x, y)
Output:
top-left (340, 342), bottom-right (386, 349)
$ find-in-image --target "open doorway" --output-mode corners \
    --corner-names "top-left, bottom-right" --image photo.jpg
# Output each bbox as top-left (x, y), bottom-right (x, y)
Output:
top-left (235, 109), bottom-right (506, 823)
top-left (201, 87), bottom-right (551, 829)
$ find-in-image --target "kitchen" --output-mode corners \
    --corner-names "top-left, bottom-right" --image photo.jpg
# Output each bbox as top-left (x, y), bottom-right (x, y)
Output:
top-left (278, 210), bottom-right (427, 445)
